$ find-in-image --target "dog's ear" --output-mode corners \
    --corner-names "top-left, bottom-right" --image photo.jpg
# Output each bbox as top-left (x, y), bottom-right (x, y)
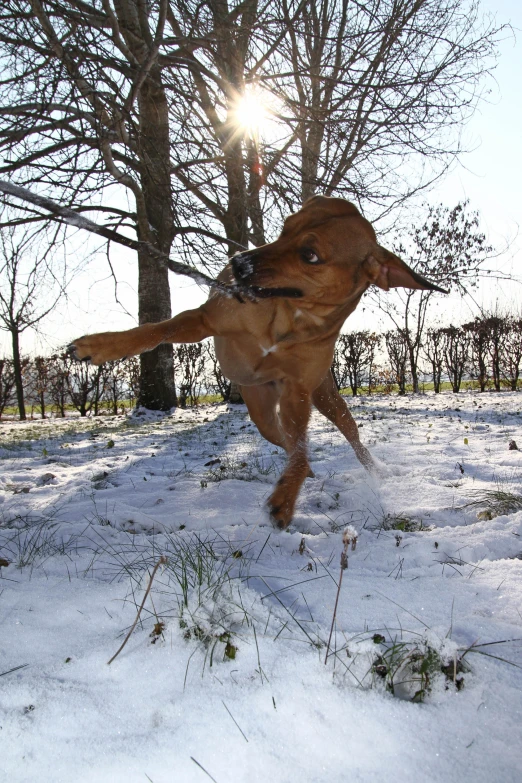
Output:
top-left (364, 246), bottom-right (448, 293)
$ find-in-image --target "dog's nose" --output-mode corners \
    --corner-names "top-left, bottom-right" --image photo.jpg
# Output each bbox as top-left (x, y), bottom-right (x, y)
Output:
top-left (232, 252), bottom-right (254, 280)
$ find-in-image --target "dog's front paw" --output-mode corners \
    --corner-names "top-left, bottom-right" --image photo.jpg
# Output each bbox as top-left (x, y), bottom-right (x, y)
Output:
top-left (68, 333), bottom-right (125, 365)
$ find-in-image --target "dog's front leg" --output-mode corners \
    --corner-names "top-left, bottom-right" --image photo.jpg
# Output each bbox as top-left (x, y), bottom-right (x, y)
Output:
top-left (69, 308), bottom-right (213, 365)
top-left (267, 382), bottom-right (312, 530)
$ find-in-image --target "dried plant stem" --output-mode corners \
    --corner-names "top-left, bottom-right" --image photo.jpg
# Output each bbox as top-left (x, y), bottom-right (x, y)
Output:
top-left (325, 527), bottom-right (357, 665)
top-left (324, 567), bottom-right (345, 665)
top-left (190, 757), bottom-right (219, 783)
top-left (107, 555), bottom-right (167, 665)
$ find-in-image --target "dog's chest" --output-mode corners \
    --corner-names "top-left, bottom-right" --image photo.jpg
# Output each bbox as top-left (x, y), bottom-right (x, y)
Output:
top-left (212, 298), bottom-right (341, 386)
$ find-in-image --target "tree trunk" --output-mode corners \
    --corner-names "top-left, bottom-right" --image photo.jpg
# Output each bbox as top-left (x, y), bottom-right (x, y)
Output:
top-left (136, 68), bottom-right (177, 410)
top-left (228, 381), bottom-right (243, 404)
top-left (222, 126), bottom-right (248, 406)
top-left (301, 124), bottom-right (323, 203)
top-left (246, 137), bottom-right (265, 246)
top-left (11, 329), bottom-right (26, 420)
top-left (58, 386), bottom-right (66, 417)
top-left (478, 346), bottom-right (488, 391)
top-left (112, 384), bottom-right (118, 415)
top-left (408, 344), bottom-right (419, 394)
top-left (492, 348), bottom-right (501, 391)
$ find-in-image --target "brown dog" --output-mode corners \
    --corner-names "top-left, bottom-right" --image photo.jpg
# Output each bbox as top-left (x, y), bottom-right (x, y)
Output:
top-left (70, 196), bottom-right (444, 529)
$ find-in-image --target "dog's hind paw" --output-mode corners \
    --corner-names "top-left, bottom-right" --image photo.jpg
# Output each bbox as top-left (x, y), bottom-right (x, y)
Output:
top-left (267, 495), bottom-right (294, 531)
top-left (269, 507), bottom-right (287, 530)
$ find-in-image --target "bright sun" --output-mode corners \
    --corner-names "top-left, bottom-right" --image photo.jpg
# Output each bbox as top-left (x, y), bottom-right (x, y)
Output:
top-left (233, 89), bottom-right (271, 137)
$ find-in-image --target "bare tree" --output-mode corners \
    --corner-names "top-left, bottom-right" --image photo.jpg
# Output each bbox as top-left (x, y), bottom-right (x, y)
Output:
top-left (0, 0), bottom-right (505, 410)
top-left (174, 344), bottom-right (204, 407)
top-left (64, 354), bottom-right (105, 417)
top-left (463, 317), bottom-right (490, 392)
top-left (331, 342), bottom-right (349, 391)
top-left (204, 341), bottom-right (232, 402)
top-left (483, 314), bottom-right (507, 392)
top-left (125, 357), bottom-right (141, 408)
top-left (0, 222), bottom-right (65, 419)
top-left (442, 326), bottom-right (469, 393)
top-left (365, 333), bottom-right (381, 396)
top-left (370, 364), bottom-right (395, 395)
top-left (0, 0), bottom-right (197, 410)
top-left (424, 328), bottom-right (445, 393)
top-left (102, 360), bottom-right (132, 415)
top-left (27, 356), bottom-right (53, 419)
top-left (0, 358), bottom-right (16, 418)
top-left (378, 201), bottom-right (495, 392)
top-left (47, 353), bottom-right (69, 417)
top-left (333, 331), bottom-right (380, 396)
top-left (385, 330), bottom-right (409, 394)
top-left (270, 0), bottom-right (504, 214)
top-left (501, 316), bottom-right (522, 391)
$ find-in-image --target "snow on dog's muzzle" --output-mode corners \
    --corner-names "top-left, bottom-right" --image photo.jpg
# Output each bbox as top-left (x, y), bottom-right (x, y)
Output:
top-left (232, 251), bottom-right (255, 281)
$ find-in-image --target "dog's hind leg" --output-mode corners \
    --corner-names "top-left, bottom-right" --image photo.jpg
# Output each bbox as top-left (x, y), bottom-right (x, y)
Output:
top-left (241, 382), bottom-right (315, 477)
top-left (312, 371), bottom-right (375, 472)
top-left (240, 382), bottom-right (288, 451)
top-left (266, 382), bottom-right (312, 530)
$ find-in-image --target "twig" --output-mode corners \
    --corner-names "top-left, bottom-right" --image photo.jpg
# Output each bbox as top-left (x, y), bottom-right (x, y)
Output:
top-left (0, 180), bottom-right (302, 302)
top-left (325, 527), bottom-right (357, 665)
top-left (107, 555), bottom-right (167, 665)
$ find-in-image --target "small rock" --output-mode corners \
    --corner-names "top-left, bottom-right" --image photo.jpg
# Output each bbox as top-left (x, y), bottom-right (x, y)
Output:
top-left (509, 440), bottom-right (518, 451)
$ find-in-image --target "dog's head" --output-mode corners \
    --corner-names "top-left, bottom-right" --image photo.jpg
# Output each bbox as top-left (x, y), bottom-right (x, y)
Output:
top-left (232, 195), bottom-right (446, 302)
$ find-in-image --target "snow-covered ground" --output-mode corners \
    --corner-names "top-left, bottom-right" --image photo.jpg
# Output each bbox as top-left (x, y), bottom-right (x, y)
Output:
top-left (1, 391), bottom-right (522, 783)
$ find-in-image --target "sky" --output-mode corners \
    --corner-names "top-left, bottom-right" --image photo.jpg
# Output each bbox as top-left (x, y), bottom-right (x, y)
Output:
top-left (1, 0), bottom-right (521, 356)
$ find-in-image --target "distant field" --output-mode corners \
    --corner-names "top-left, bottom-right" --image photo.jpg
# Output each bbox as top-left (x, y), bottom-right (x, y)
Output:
top-left (2, 382), bottom-right (520, 420)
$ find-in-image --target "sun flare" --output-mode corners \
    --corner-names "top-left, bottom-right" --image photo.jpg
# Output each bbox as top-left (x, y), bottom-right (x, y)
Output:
top-left (233, 88), bottom-right (272, 137)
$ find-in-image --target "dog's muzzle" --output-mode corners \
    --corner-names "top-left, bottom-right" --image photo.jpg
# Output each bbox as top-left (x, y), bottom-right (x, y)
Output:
top-left (232, 252), bottom-right (254, 281)
top-left (230, 250), bottom-right (303, 300)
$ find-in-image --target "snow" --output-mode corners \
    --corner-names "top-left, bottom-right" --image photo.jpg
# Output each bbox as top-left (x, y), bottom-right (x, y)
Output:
top-left (1, 391), bottom-right (522, 782)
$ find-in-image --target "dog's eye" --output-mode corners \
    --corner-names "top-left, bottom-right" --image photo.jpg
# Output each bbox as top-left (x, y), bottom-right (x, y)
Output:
top-left (301, 248), bottom-right (321, 265)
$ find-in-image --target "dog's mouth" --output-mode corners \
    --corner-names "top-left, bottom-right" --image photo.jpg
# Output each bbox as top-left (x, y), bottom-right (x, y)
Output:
top-left (244, 284), bottom-right (303, 299)
top-left (231, 252), bottom-right (302, 299)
